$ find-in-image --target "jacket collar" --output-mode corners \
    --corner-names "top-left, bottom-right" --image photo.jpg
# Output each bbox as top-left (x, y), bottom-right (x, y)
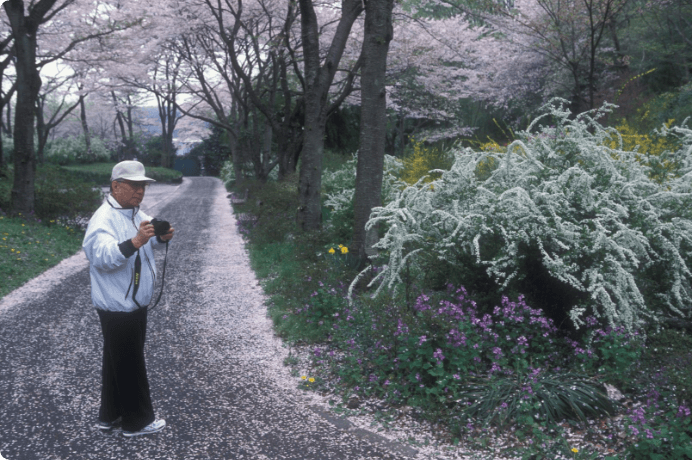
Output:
top-left (106, 194), bottom-right (140, 216)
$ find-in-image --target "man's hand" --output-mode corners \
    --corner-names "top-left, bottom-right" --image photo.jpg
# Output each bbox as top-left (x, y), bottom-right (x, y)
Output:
top-left (159, 227), bottom-right (175, 242)
top-left (132, 220), bottom-right (156, 249)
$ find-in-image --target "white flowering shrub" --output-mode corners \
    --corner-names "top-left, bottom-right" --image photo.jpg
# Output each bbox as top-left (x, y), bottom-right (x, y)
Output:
top-left (358, 99), bottom-right (692, 331)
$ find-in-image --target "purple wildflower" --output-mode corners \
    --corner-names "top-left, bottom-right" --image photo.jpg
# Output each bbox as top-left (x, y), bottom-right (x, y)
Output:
top-left (433, 348), bottom-right (445, 364)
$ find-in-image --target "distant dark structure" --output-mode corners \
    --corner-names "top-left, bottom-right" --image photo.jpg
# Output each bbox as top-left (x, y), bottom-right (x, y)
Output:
top-left (173, 157), bottom-right (200, 177)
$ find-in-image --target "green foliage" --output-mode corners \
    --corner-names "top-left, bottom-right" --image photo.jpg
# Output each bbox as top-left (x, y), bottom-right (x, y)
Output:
top-left (219, 160), bottom-right (235, 189)
top-left (323, 287), bottom-right (617, 427)
top-left (627, 84), bottom-right (692, 134)
top-left (0, 213), bottom-right (85, 298)
top-left (44, 135), bottom-right (111, 165)
top-left (2, 134), bottom-right (13, 160)
top-left (624, 390), bottom-right (692, 459)
top-left (575, 325), bottom-right (643, 389)
top-left (189, 124), bottom-right (231, 177)
top-left (641, 329), bottom-right (692, 405)
top-left (457, 372), bottom-right (615, 428)
top-left (325, 105), bottom-right (360, 154)
top-left (322, 153), bottom-right (358, 244)
top-left (62, 162), bottom-right (182, 185)
top-left (137, 134), bottom-right (177, 168)
top-left (231, 176), bottom-right (357, 344)
top-left (236, 176), bottom-right (300, 245)
top-left (321, 152), bottom-right (405, 246)
top-left (0, 164), bottom-right (102, 225)
top-left (33, 165), bottom-right (103, 226)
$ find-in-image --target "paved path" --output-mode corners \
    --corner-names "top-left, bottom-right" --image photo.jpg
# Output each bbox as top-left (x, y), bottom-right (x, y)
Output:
top-left (0, 178), bottom-right (410, 460)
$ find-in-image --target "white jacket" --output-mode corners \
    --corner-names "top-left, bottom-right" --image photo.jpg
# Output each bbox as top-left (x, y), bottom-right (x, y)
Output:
top-left (83, 194), bottom-right (167, 312)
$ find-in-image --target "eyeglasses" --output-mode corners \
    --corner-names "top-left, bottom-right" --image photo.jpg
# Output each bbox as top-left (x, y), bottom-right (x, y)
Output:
top-left (116, 180), bottom-right (149, 190)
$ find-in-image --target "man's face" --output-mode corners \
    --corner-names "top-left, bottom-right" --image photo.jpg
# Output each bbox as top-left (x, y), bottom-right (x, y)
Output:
top-left (111, 180), bottom-right (148, 208)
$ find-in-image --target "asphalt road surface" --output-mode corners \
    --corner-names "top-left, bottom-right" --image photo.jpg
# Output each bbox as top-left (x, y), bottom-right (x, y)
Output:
top-left (0, 177), bottom-right (412, 460)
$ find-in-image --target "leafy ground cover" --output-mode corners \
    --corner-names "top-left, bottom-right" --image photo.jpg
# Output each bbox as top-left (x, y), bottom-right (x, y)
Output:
top-left (230, 132), bottom-right (692, 458)
top-left (0, 212), bottom-right (84, 298)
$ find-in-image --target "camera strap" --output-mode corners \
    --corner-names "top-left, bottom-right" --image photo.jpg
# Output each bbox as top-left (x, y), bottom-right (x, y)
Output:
top-left (148, 242), bottom-right (168, 312)
top-left (132, 241), bottom-right (169, 312)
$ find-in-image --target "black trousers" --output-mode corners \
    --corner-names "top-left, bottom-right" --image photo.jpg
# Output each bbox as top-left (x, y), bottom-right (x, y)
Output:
top-left (97, 307), bottom-right (155, 432)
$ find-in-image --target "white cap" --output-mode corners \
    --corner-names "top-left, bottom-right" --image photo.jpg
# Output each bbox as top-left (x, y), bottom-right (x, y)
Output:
top-left (110, 161), bottom-right (156, 182)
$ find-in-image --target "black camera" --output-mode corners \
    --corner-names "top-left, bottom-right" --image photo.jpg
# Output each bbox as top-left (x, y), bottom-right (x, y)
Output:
top-left (150, 218), bottom-right (171, 237)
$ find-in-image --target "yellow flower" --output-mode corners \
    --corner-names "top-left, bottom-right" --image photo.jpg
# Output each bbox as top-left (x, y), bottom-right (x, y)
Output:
top-left (571, 448), bottom-right (579, 453)
top-left (301, 376), bottom-right (307, 380)
top-left (328, 248), bottom-right (335, 254)
top-left (340, 246), bottom-right (348, 254)
top-left (308, 377), bottom-right (315, 383)
top-left (338, 244), bottom-right (343, 248)
top-left (11, 249), bottom-right (14, 252)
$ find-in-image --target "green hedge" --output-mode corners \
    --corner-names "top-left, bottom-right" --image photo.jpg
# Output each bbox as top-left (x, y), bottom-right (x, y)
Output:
top-left (62, 163), bottom-right (183, 185)
top-left (0, 164), bottom-right (102, 225)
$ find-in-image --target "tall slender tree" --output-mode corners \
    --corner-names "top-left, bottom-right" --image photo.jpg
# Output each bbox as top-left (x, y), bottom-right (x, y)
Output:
top-left (352, 0), bottom-right (394, 261)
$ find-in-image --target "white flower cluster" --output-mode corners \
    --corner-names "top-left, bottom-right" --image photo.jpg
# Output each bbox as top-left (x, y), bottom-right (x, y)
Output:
top-left (356, 99), bottom-right (692, 331)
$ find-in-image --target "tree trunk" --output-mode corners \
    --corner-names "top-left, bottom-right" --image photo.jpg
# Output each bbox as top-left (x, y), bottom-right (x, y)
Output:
top-left (0, 124), bottom-right (3, 171)
top-left (296, 0), bottom-right (363, 230)
top-left (35, 98), bottom-right (47, 164)
top-left (4, 0), bottom-right (50, 215)
top-left (79, 93), bottom-right (92, 160)
top-left (298, 102), bottom-right (325, 228)
top-left (164, 103), bottom-right (176, 168)
top-left (5, 98), bottom-right (11, 137)
top-left (352, 0), bottom-right (394, 262)
top-left (157, 93), bottom-right (177, 169)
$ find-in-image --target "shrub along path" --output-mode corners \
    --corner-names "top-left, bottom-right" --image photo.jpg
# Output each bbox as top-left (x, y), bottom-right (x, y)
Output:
top-left (0, 177), bottom-right (412, 460)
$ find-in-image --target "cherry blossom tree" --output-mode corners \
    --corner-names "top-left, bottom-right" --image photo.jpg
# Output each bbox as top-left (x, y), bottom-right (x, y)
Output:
top-left (2, 0), bottom-right (152, 214)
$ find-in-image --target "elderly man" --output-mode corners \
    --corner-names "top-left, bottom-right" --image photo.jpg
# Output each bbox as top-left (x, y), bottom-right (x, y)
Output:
top-left (82, 160), bottom-right (174, 437)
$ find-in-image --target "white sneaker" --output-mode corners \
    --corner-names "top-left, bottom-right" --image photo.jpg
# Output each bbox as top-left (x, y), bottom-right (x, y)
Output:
top-left (122, 419), bottom-right (166, 437)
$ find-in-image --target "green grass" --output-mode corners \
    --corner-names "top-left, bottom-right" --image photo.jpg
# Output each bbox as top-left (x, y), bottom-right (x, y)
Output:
top-left (0, 214), bottom-right (84, 298)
